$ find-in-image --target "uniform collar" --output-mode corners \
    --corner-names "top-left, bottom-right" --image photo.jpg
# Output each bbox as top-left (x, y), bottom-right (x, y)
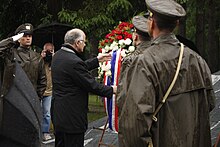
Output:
top-left (135, 40), bottom-right (151, 53)
top-left (17, 46), bottom-right (31, 52)
top-left (151, 33), bottom-right (178, 45)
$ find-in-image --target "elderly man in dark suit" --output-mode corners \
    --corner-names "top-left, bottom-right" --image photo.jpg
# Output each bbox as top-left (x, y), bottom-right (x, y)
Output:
top-left (51, 28), bottom-right (117, 147)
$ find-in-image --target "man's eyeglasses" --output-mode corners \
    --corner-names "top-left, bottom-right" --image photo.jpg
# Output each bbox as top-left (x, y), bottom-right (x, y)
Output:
top-left (78, 40), bottom-right (87, 44)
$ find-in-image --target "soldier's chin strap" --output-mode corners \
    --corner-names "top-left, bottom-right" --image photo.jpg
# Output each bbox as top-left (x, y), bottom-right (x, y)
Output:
top-left (152, 43), bottom-right (184, 122)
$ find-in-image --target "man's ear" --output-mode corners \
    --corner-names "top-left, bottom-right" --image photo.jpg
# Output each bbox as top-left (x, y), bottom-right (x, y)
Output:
top-left (152, 19), bottom-right (156, 30)
top-left (149, 19), bottom-right (154, 31)
top-left (75, 40), bottom-right (80, 47)
top-left (148, 19), bottom-right (154, 37)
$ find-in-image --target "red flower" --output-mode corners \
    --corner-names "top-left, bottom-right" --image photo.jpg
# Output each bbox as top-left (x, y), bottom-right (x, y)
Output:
top-left (105, 33), bottom-right (112, 39)
top-left (118, 22), bottom-right (129, 29)
top-left (110, 38), bottom-right (114, 43)
top-left (98, 21), bottom-right (133, 50)
top-left (98, 48), bottom-right (102, 53)
top-left (115, 30), bottom-right (122, 35)
top-left (129, 24), bottom-right (134, 28)
top-left (116, 35), bottom-right (123, 40)
top-left (101, 41), bottom-right (105, 46)
top-left (112, 30), bottom-right (117, 34)
top-left (126, 34), bottom-right (132, 39)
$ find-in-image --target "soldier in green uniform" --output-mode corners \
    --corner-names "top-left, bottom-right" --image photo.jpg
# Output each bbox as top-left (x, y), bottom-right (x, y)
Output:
top-left (118, 0), bottom-right (215, 147)
top-left (0, 23), bottom-right (46, 147)
top-left (117, 14), bottom-right (151, 108)
top-left (117, 15), bottom-right (151, 137)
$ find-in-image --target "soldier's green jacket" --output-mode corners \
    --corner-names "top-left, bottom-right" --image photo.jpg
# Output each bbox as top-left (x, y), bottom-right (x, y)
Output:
top-left (117, 40), bottom-right (151, 106)
top-left (0, 37), bottom-right (46, 99)
top-left (117, 33), bottom-right (215, 147)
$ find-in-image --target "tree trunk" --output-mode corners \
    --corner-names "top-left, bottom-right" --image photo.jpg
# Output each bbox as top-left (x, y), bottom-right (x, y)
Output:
top-left (207, 0), bottom-right (219, 72)
top-left (88, 37), bottom-right (99, 77)
top-left (178, 3), bottom-right (186, 37)
top-left (195, 0), bottom-right (206, 59)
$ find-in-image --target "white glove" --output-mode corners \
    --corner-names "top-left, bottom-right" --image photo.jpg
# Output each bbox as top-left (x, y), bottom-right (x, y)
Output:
top-left (12, 33), bottom-right (24, 41)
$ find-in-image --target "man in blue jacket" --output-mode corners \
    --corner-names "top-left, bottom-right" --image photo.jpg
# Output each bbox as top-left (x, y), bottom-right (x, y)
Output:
top-left (51, 28), bottom-right (117, 147)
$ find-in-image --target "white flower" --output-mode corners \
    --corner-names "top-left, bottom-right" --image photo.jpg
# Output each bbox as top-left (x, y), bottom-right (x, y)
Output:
top-left (128, 46), bottom-right (135, 52)
top-left (110, 41), bottom-right (119, 51)
top-left (101, 62), bottom-right (111, 71)
top-left (98, 62), bottom-right (112, 77)
top-left (102, 48), bottom-right (106, 53)
top-left (99, 70), bottom-right (103, 75)
top-left (118, 39), bottom-right (125, 45)
top-left (104, 45), bottom-right (110, 52)
top-left (121, 49), bottom-right (126, 58)
top-left (105, 70), bottom-right (112, 76)
top-left (124, 38), bottom-right (132, 45)
top-left (112, 41), bottom-right (118, 46)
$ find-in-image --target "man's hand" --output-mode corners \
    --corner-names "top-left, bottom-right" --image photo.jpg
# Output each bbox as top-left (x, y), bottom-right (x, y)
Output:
top-left (12, 33), bottom-right (24, 41)
top-left (41, 50), bottom-right (46, 58)
top-left (97, 53), bottom-right (112, 62)
top-left (112, 86), bottom-right (117, 94)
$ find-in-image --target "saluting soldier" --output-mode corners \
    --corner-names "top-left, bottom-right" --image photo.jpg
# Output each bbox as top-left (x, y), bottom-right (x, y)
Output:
top-left (0, 23), bottom-right (46, 147)
top-left (117, 0), bottom-right (215, 147)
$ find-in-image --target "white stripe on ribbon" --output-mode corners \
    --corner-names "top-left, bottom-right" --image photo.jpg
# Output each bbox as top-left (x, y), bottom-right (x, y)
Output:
top-left (111, 49), bottom-right (121, 132)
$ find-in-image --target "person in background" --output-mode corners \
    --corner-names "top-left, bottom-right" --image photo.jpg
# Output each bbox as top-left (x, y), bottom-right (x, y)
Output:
top-left (41, 42), bottom-right (54, 141)
top-left (51, 28), bottom-right (117, 147)
top-left (13, 23), bottom-right (46, 99)
top-left (117, 0), bottom-right (215, 146)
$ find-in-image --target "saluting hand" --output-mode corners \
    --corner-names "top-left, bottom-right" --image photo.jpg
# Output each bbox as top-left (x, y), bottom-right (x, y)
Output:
top-left (12, 33), bottom-right (24, 42)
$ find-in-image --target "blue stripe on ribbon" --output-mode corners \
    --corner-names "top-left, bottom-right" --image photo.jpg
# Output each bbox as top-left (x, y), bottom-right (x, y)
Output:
top-left (106, 50), bottom-right (117, 130)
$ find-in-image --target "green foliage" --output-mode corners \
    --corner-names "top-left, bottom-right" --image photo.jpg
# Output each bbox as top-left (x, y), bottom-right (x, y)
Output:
top-left (107, 0), bottom-right (133, 19)
top-left (176, 0), bottom-right (188, 4)
top-left (40, 14), bottom-right (54, 24)
top-left (88, 94), bottom-right (105, 123)
top-left (58, 9), bottom-right (77, 23)
top-left (0, 0), bottom-right (46, 38)
top-left (0, 0), bottom-right (218, 71)
top-left (58, 0), bottom-right (133, 41)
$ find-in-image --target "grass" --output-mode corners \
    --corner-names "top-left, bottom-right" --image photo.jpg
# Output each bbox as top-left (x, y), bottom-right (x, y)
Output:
top-left (88, 94), bottom-right (106, 123)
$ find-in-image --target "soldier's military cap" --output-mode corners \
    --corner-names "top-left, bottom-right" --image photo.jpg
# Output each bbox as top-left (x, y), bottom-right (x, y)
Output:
top-left (15, 23), bottom-right (33, 35)
top-left (132, 15), bottom-right (148, 34)
top-left (145, 0), bottom-right (186, 20)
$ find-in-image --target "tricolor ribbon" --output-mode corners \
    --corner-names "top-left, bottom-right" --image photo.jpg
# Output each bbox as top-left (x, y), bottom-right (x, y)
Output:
top-left (103, 49), bottom-right (122, 132)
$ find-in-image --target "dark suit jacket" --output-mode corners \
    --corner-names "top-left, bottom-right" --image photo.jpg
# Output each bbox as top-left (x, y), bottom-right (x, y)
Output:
top-left (51, 44), bottom-right (113, 133)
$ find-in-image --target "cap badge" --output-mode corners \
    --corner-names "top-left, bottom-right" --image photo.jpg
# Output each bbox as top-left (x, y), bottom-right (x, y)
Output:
top-left (26, 25), bottom-right (31, 30)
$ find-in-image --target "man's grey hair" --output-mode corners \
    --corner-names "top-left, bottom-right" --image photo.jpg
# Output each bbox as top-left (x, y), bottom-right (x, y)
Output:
top-left (64, 28), bottom-right (84, 44)
top-left (43, 42), bottom-right (54, 50)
